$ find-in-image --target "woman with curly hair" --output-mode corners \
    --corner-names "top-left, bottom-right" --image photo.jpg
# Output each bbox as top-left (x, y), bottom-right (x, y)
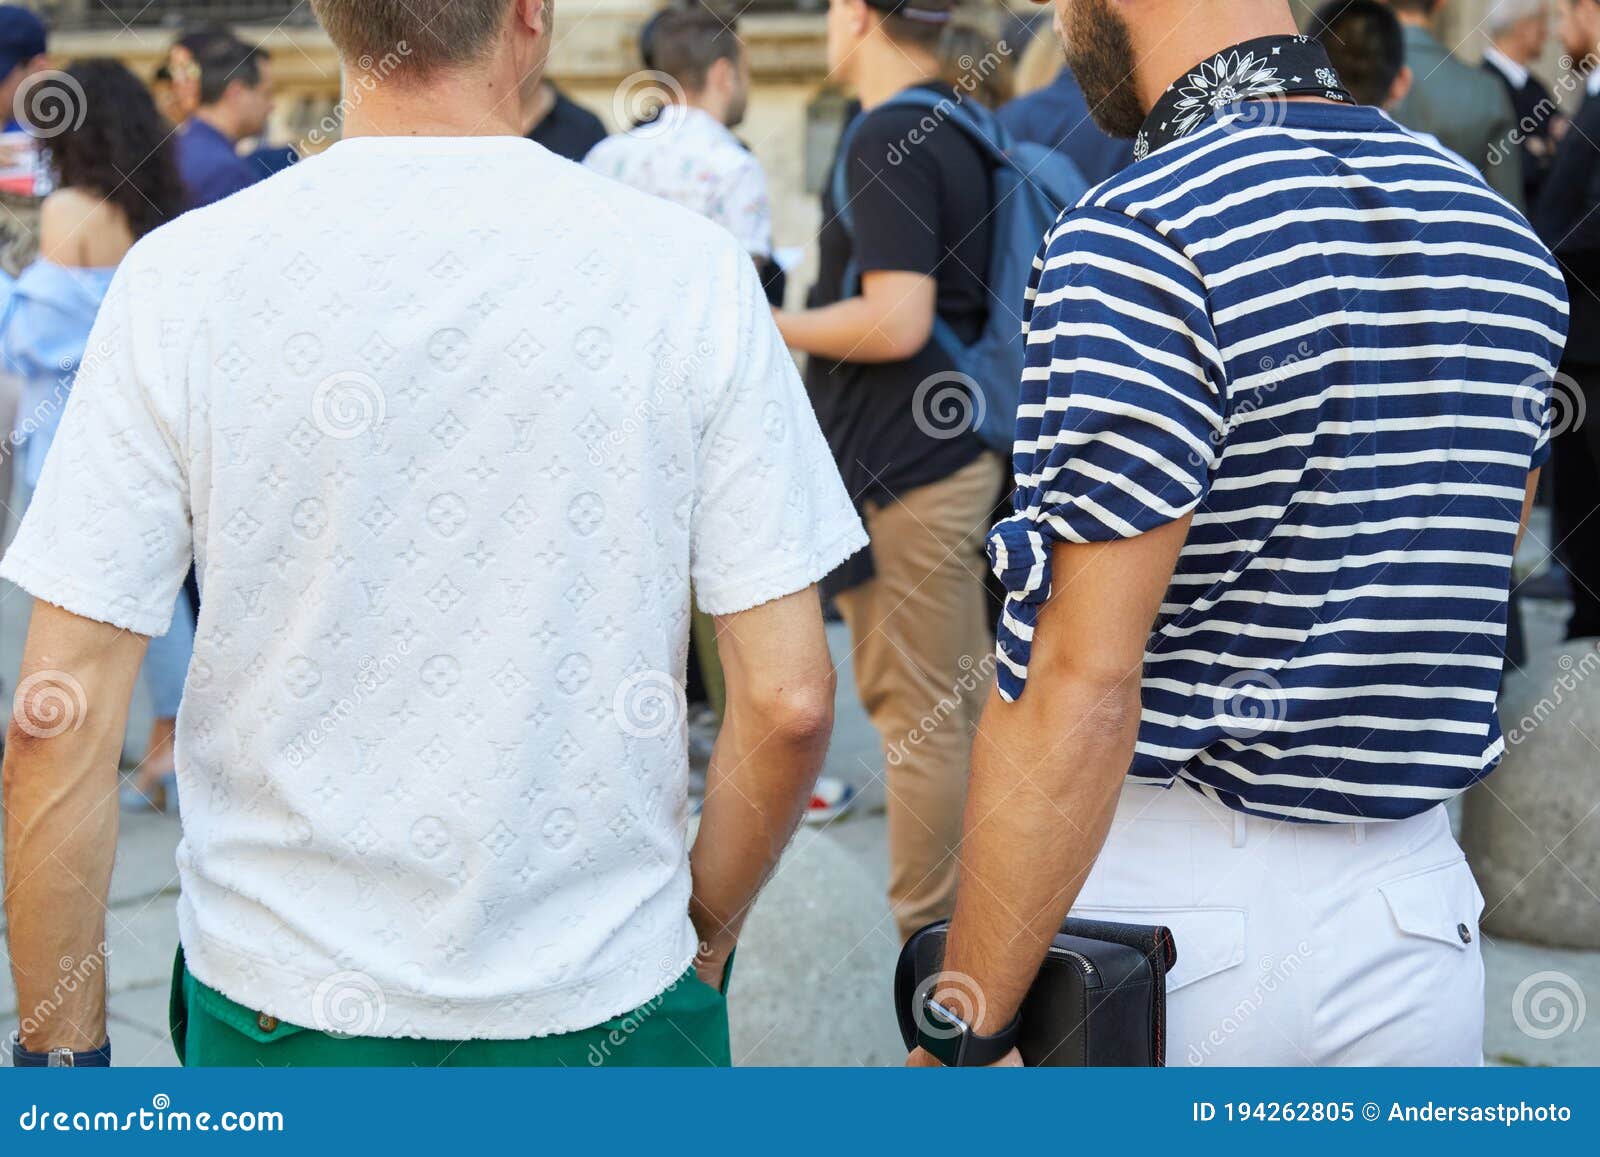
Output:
top-left (1, 59), bottom-right (190, 812)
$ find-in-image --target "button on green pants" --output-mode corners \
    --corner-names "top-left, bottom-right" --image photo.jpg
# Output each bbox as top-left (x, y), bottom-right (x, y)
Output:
top-left (169, 948), bottom-right (731, 1067)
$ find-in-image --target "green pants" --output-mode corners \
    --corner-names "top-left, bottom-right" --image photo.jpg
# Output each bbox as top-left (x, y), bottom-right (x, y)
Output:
top-left (169, 948), bottom-right (731, 1067)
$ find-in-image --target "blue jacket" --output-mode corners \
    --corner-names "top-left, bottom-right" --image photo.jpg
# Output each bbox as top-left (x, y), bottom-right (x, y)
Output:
top-left (177, 118), bottom-right (259, 210)
top-left (0, 261), bottom-right (116, 489)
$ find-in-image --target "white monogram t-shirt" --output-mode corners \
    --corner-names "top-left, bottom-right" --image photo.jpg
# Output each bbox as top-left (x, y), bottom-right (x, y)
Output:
top-left (1, 135), bottom-right (866, 1039)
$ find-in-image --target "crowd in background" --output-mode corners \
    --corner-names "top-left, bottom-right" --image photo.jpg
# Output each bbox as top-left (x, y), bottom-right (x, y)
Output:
top-left (0, 0), bottom-right (1596, 943)
top-left (0, 0), bottom-right (1591, 1069)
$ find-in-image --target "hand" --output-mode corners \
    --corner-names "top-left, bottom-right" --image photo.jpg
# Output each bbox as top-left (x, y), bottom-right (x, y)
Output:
top-left (693, 937), bottom-right (735, 993)
top-left (907, 1046), bottom-right (1023, 1068)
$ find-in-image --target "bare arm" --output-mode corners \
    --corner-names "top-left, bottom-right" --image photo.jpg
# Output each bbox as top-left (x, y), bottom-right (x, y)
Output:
top-left (1517, 468), bottom-right (1541, 553)
top-left (3, 602), bottom-right (147, 1052)
top-left (774, 270), bottom-right (936, 364)
top-left (688, 585), bottom-right (837, 988)
top-left (919, 519), bottom-right (1192, 1057)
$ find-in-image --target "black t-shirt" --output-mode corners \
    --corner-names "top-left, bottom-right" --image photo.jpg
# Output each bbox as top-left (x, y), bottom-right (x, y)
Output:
top-left (804, 83), bottom-right (991, 590)
top-left (527, 86), bottom-right (608, 162)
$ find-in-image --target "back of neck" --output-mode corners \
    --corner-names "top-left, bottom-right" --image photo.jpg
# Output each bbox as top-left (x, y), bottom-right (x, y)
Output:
top-left (193, 107), bottom-right (237, 143)
top-left (342, 72), bottom-right (524, 139)
top-left (855, 37), bottom-right (940, 109)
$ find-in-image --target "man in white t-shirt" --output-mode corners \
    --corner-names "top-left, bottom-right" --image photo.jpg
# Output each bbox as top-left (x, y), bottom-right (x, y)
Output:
top-left (586, 8), bottom-right (854, 823)
top-left (0, 0), bottom-right (866, 1068)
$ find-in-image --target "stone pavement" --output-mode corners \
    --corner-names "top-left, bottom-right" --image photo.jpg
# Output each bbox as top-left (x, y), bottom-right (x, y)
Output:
top-left (2, 622), bottom-right (1597, 1067)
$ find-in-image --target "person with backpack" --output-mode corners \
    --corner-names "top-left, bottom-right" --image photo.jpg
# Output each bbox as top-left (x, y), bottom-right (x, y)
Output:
top-left (775, 0), bottom-right (1082, 942)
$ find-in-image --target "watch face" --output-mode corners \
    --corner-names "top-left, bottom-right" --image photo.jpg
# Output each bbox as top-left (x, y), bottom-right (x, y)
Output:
top-left (917, 997), bottom-right (970, 1066)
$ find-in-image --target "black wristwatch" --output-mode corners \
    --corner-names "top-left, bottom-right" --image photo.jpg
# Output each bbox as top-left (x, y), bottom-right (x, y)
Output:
top-left (5, 1030), bottom-right (112, 1068)
top-left (917, 997), bottom-right (1020, 1067)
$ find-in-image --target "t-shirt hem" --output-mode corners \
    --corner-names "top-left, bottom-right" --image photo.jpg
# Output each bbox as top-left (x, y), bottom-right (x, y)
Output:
top-left (177, 906), bottom-right (701, 1042)
top-left (695, 521), bottom-right (869, 617)
top-left (0, 552), bottom-right (174, 638)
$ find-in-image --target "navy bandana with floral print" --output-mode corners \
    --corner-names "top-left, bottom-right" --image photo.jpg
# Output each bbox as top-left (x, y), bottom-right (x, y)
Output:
top-left (1133, 34), bottom-right (1354, 161)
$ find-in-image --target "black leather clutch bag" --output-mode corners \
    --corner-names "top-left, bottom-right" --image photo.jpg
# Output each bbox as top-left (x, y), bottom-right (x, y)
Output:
top-left (895, 917), bottom-right (1177, 1066)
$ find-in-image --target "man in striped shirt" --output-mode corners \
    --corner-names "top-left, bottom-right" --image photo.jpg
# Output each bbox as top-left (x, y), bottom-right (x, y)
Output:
top-left (915, 0), bottom-right (1566, 1066)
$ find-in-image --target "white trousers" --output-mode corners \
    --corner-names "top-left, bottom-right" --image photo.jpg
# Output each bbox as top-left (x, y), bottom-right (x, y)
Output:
top-left (1071, 782), bottom-right (1486, 1066)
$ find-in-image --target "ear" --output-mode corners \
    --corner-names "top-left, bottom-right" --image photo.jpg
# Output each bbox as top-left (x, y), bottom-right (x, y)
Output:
top-left (1386, 64), bottom-right (1414, 110)
top-left (517, 0), bottom-right (549, 40)
top-left (847, 0), bottom-right (873, 36)
top-left (707, 55), bottom-right (735, 95)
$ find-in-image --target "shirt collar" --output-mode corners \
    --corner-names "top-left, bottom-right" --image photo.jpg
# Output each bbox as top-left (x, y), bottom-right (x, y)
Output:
top-left (1133, 34), bottom-right (1354, 161)
top-left (1588, 68), bottom-right (1600, 99)
top-left (1482, 44), bottom-right (1530, 90)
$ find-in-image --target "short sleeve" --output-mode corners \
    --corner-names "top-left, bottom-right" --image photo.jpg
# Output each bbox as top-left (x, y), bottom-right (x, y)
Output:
top-left (691, 246), bottom-right (866, 615)
top-left (989, 209), bottom-right (1225, 700)
top-left (1531, 372), bottom-right (1558, 471)
top-left (0, 258), bottom-right (193, 636)
top-left (845, 112), bottom-right (942, 278)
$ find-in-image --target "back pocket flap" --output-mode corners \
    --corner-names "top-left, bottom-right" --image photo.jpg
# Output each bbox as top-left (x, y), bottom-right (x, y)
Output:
top-left (1071, 906), bottom-right (1246, 993)
top-left (1379, 857), bottom-right (1482, 951)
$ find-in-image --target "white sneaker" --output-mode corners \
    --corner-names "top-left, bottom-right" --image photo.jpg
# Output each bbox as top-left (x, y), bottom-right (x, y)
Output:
top-left (804, 776), bottom-right (858, 825)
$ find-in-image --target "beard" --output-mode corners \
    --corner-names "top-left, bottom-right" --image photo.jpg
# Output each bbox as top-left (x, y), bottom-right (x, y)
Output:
top-left (1060, 0), bottom-right (1146, 139)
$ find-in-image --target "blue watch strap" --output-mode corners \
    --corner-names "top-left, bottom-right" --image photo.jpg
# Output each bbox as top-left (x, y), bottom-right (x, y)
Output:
top-left (8, 1031), bottom-right (112, 1067)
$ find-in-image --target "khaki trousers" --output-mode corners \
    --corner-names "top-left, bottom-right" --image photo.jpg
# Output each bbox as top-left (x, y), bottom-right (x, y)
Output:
top-left (834, 452), bottom-right (1003, 941)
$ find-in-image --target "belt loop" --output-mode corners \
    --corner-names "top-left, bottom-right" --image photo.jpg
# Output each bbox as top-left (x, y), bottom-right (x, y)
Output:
top-left (1232, 810), bottom-right (1248, 849)
top-left (1351, 822), bottom-right (1367, 846)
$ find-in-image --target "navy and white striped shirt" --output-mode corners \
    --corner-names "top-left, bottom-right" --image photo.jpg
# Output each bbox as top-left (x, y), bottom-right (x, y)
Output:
top-left (988, 102), bottom-right (1568, 823)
